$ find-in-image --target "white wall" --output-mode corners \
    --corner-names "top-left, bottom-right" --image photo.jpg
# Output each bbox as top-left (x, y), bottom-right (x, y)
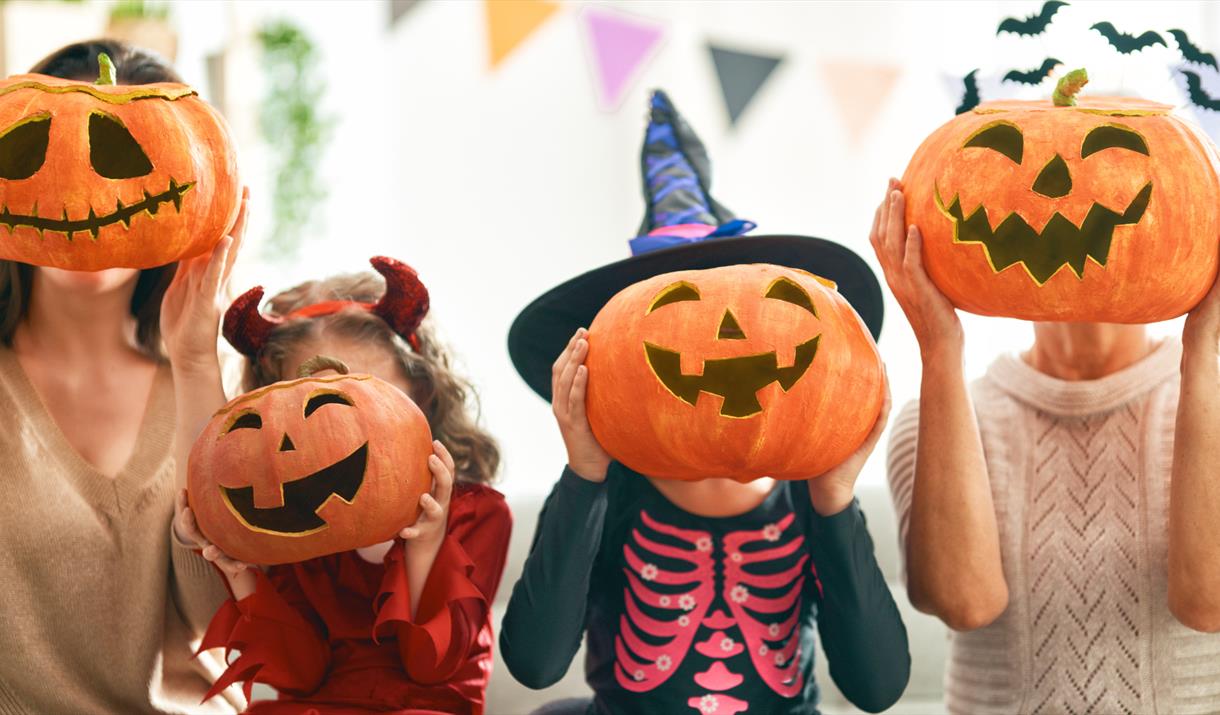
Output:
top-left (9, 0), bottom-right (1219, 501)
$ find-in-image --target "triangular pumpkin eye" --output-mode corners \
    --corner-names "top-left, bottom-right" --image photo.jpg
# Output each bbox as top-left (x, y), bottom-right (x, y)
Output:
top-left (89, 112), bottom-right (153, 179)
top-left (0, 113), bottom-right (51, 180)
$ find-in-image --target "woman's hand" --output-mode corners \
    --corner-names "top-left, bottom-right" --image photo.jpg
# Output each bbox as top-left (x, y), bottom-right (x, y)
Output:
top-left (173, 489), bottom-right (257, 598)
top-left (160, 188), bottom-right (248, 372)
top-left (807, 368), bottom-right (891, 516)
top-left (552, 328), bottom-right (611, 483)
top-left (1183, 254), bottom-right (1220, 357)
top-left (869, 178), bottom-right (962, 359)
top-left (400, 440), bottom-right (455, 548)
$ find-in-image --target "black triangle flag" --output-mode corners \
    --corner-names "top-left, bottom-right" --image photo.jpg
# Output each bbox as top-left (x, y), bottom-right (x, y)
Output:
top-left (389, 0), bottom-right (421, 28)
top-left (708, 43), bottom-right (783, 126)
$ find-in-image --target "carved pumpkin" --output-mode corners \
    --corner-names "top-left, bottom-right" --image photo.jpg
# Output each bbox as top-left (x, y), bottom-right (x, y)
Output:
top-left (903, 71), bottom-right (1220, 322)
top-left (187, 356), bottom-right (433, 565)
top-left (585, 263), bottom-right (884, 482)
top-left (0, 53), bottom-right (239, 270)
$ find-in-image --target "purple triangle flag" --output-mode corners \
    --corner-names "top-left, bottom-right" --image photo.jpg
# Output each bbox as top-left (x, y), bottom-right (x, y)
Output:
top-left (581, 6), bottom-right (665, 111)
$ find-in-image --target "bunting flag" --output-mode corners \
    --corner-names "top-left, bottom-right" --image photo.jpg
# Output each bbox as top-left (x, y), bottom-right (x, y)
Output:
top-left (708, 44), bottom-right (783, 126)
top-left (485, 0), bottom-right (560, 69)
top-left (818, 60), bottom-right (900, 144)
top-left (389, 0), bottom-right (421, 27)
top-left (580, 6), bottom-right (665, 111)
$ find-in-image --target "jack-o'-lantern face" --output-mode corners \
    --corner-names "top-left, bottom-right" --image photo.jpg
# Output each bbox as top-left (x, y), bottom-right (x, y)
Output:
top-left (904, 95), bottom-right (1220, 322)
top-left (0, 62), bottom-right (239, 271)
top-left (187, 358), bottom-right (433, 565)
top-left (586, 264), bottom-right (883, 483)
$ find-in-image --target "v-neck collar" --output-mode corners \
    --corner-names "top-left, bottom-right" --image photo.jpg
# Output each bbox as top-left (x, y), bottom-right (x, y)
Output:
top-left (0, 348), bottom-right (175, 517)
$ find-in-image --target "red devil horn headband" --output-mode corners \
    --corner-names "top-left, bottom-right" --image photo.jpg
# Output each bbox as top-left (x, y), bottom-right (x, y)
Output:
top-left (222, 256), bottom-right (430, 358)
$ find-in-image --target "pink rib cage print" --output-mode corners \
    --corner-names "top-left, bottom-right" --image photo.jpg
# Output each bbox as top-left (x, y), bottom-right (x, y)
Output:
top-left (615, 509), bottom-right (811, 714)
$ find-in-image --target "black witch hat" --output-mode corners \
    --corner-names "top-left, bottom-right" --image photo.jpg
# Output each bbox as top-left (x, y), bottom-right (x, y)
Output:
top-left (508, 90), bottom-right (883, 401)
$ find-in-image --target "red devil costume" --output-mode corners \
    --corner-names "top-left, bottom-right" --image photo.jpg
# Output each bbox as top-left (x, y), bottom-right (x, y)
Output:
top-left (200, 257), bottom-right (511, 715)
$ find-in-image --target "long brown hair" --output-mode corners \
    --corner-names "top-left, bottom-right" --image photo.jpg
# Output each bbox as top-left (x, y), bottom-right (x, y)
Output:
top-left (249, 271), bottom-right (500, 485)
top-left (0, 39), bottom-right (181, 357)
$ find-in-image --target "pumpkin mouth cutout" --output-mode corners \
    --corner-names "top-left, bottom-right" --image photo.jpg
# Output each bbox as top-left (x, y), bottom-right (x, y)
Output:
top-left (220, 442), bottom-right (368, 536)
top-left (644, 337), bottom-right (820, 418)
top-left (0, 177), bottom-right (193, 240)
top-left (935, 182), bottom-right (1152, 285)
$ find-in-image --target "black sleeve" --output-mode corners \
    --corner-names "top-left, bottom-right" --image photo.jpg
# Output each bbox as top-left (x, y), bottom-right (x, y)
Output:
top-left (499, 467), bottom-right (609, 689)
top-left (807, 493), bottom-right (911, 713)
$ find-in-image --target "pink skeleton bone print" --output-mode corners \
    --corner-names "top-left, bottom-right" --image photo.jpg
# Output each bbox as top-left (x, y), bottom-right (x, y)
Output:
top-left (615, 510), bottom-right (817, 713)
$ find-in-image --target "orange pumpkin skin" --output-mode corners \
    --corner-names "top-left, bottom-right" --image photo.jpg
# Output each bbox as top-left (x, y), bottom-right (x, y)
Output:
top-left (586, 263), bottom-right (884, 483)
top-left (187, 372), bottom-right (433, 565)
top-left (903, 97), bottom-right (1220, 322)
top-left (0, 74), bottom-right (239, 270)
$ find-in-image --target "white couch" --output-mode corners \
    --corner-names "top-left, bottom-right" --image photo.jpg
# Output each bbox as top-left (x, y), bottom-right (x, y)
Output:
top-left (486, 484), bottom-right (948, 715)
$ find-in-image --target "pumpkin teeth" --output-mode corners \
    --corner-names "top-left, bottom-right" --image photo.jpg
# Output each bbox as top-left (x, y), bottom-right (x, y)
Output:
top-left (0, 178), bottom-right (194, 238)
top-left (143, 189), bottom-right (158, 216)
top-left (169, 178), bottom-right (183, 212)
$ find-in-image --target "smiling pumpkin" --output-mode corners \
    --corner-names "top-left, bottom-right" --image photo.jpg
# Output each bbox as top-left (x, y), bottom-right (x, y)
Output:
top-left (585, 264), bottom-right (883, 483)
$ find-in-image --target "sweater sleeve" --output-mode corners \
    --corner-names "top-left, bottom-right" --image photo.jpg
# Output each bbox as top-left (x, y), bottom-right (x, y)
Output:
top-left (372, 487), bottom-right (513, 684)
top-left (197, 567), bottom-right (330, 703)
top-left (168, 523), bottom-right (234, 635)
top-left (885, 399), bottom-right (921, 568)
top-left (807, 493), bottom-right (911, 713)
top-left (499, 467), bottom-right (609, 689)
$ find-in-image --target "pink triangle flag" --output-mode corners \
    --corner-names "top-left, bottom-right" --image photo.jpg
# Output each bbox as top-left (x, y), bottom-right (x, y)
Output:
top-left (818, 60), bottom-right (901, 145)
top-left (580, 6), bottom-right (665, 111)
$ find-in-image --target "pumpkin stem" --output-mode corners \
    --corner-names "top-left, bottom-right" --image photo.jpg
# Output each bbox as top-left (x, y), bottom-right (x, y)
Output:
top-left (1052, 68), bottom-right (1088, 107)
top-left (96, 52), bottom-right (117, 86)
top-left (297, 355), bottom-right (350, 378)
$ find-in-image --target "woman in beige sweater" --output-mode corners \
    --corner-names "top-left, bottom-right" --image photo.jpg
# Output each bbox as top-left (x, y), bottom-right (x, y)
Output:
top-left (875, 178), bottom-right (1220, 714)
top-left (0, 41), bottom-right (245, 714)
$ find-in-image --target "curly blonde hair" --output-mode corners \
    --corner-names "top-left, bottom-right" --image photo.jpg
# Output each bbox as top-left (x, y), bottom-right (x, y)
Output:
top-left (248, 271), bottom-right (500, 485)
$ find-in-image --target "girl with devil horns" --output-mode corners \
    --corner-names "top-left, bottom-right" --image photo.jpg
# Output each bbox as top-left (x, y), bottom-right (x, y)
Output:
top-left (171, 257), bottom-right (511, 714)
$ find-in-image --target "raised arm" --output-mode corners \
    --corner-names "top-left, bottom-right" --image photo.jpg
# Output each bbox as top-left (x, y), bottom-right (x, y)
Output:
top-left (1169, 263), bottom-right (1220, 632)
top-left (872, 180), bottom-right (1007, 631)
top-left (500, 327), bottom-right (612, 688)
top-left (807, 382), bottom-right (911, 712)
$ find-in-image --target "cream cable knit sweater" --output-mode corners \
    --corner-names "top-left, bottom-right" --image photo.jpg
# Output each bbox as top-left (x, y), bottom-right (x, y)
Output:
top-left (888, 340), bottom-right (1220, 715)
top-left (0, 349), bottom-right (241, 714)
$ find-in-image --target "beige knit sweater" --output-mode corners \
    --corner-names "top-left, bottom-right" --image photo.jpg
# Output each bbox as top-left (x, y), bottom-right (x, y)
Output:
top-left (0, 348), bottom-right (242, 714)
top-left (888, 339), bottom-right (1220, 715)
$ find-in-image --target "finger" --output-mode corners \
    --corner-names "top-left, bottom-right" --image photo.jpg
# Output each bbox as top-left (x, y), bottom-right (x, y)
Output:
top-left (428, 454), bottom-right (454, 507)
top-left (201, 235), bottom-right (234, 299)
top-left (179, 507), bottom-right (206, 545)
top-left (570, 364), bottom-right (591, 422)
top-left (869, 203), bottom-right (883, 251)
top-left (176, 488), bottom-right (188, 513)
top-left (222, 190), bottom-right (249, 282)
top-left (879, 189), bottom-right (893, 251)
top-left (904, 225), bottom-right (938, 291)
top-left (886, 190), bottom-right (906, 254)
top-left (433, 440), bottom-right (456, 477)
top-left (419, 493), bottom-right (444, 520)
top-left (551, 330), bottom-right (582, 406)
top-left (555, 339), bottom-right (585, 417)
top-left (400, 527), bottom-right (420, 540)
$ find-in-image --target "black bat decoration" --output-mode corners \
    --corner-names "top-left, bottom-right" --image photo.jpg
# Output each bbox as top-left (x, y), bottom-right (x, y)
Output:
top-left (996, 1), bottom-right (1068, 36)
top-left (1091, 22), bottom-right (1166, 54)
top-left (1169, 29), bottom-right (1218, 70)
top-left (1003, 58), bottom-right (1062, 85)
top-left (956, 69), bottom-right (980, 115)
top-left (1181, 70), bottom-right (1220, 111)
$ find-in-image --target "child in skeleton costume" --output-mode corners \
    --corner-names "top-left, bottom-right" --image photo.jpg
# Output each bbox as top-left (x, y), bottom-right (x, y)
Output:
top-left (175, 258), bottom-right (511, 715)
top-left (501, 90), bottom-right (910, 715)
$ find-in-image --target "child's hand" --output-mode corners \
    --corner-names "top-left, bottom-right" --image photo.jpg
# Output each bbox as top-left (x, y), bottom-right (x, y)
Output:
top-left (173, 489), bottom-right (258, 599)
top-left (806, 367), bottom-right (892, 517)
top-left (160, 188), bottom-right (248, 372)
top-left (552, 328), bottom-right (611, 483)
top-left (1184, 247), bottom-right (1220, 354)
top-left (869, 179), bottom-right (962, 359)
top-left (400, 441), bottom-right (455, 549)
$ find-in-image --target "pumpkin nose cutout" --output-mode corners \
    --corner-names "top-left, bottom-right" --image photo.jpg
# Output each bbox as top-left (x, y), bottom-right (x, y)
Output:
top-left (278, 433), bottom-right (296, 452)
top-left (1032, 154), bottom-right (1072, 198)
top-left (717, 310), bottom-right (747, 340)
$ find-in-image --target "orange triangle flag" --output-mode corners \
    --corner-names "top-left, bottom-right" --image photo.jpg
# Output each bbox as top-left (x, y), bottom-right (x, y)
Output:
top-left (818, 61), bottom-right (901, 145)
top-left (485, 0), bottom-right (561, 69)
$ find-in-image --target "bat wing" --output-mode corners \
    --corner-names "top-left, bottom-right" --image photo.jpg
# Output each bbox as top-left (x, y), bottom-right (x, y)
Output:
top-left (1169, 29), bottom-right (1218, 69)
top-left (956, 70), bottom-right (981, 115)
top-left (1134, 30), bottom-right (1167, 50)
top-left (1183, 70), bottom-right (1220, 111)
top-left (997, 1), bottom-right (1067, 37)
top-left (1004, 57), bottom-right (1062, 85)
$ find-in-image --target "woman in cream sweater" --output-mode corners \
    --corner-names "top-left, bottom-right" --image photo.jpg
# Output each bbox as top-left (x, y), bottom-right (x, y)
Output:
top-left (0, 40), bottom-right (245, 714)
top-left (875, 178), bottom-right (1220, 714)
